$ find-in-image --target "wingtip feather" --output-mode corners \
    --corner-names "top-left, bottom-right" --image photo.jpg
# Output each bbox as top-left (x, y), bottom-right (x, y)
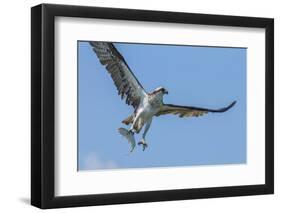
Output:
top-left (222, 100), bottom-right (237, 112)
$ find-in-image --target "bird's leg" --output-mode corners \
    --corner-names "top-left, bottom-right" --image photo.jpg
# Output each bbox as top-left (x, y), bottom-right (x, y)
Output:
top-left (129, 113), bottom-right (140, 134)
top-left (138, 118), bottom-right (152, 151)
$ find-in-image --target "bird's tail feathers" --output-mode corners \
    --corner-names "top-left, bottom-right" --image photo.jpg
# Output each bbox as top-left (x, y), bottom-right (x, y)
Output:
top-left (122, 114), bottom-right (134, 125)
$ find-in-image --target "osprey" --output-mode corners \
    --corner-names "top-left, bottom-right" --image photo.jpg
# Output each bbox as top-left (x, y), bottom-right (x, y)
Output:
top-left (89, 42), bottom-right (236, 152)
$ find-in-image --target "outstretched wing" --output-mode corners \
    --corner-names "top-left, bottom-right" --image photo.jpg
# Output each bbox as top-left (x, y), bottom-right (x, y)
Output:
top-left (89, 41), bottom-right (147, 109)
top-left (156, 101), bottom-right (236, 118)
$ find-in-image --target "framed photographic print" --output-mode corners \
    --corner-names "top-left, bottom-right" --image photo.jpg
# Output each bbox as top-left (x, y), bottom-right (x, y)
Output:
top-left (31, 3), bottom-right (274, 209)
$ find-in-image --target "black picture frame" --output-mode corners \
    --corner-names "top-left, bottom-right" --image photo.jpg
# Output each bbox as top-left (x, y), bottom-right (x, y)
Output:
top-left (31, 3), bottom-right (274, 209)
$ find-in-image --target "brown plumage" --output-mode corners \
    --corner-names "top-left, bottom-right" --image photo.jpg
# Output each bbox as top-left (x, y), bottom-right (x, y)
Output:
top-left (89, 42), bottom-right (146, 109)
top-left (155, 101), bottom-right (237, 118)
top-left (122, 114), bottom-right (134, 125)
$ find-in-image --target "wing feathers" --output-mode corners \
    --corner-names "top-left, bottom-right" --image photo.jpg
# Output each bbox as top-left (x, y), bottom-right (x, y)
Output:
top-left (89, 41), bottom-right (147, 109)
top-left (156, 101), bottom-right (236, 118)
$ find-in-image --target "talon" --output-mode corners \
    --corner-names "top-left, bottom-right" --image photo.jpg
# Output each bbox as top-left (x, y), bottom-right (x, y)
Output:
top-left (142, 143), bottom-right (148, 151)
top-left (138, 141), bottom-right (148, 151)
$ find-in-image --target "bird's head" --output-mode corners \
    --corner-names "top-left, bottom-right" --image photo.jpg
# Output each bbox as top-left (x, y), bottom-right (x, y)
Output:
top-left (152, 86), bottom-right (169, 95)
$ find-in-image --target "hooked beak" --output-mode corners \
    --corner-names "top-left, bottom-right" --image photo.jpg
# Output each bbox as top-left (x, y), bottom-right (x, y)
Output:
top-left (164, 90), bottom-right (169, 95)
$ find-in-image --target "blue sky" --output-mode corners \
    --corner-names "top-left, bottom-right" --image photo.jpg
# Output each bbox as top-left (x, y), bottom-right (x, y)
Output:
top-left (78, 41), bottom-right (246, 171)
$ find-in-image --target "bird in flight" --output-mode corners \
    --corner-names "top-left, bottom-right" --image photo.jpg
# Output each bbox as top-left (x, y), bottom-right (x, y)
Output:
top-left (89, 41), bottom-right (236, 152)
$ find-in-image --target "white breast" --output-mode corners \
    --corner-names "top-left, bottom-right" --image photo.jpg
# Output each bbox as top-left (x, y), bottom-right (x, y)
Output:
top-left (137, 94), bottom-right (162, 119)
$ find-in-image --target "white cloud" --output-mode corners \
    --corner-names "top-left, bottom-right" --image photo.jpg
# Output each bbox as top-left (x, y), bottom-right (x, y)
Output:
top-left (81, 152), bottom-right (118, 170)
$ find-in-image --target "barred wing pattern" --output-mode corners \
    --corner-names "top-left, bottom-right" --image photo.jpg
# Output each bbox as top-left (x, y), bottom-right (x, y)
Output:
top-left (89, 41), bottom-right (147, 109)
top-left (156, 101), bottom-right (236, 118)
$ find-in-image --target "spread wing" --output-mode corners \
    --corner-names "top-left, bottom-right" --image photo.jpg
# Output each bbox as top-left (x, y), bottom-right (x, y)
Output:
top-left (89, 41), bottom-right (147, 109)
top-left (156, 101), bottom-right (236, 118)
